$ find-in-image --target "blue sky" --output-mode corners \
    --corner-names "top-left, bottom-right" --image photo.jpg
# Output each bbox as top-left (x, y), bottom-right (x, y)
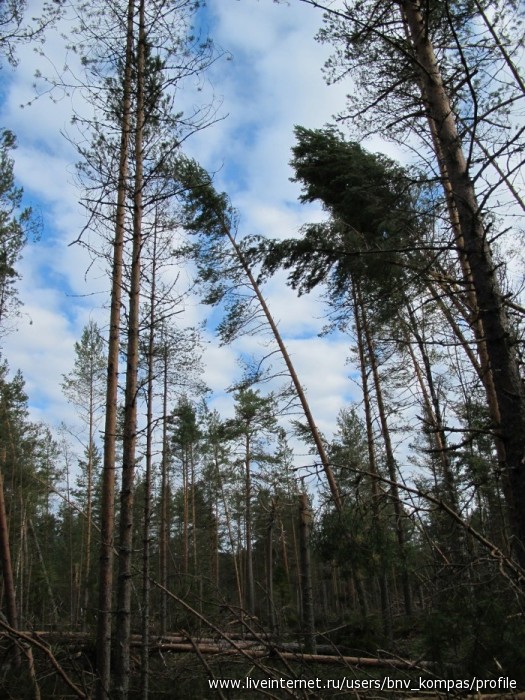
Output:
top-left (0, 0), bottom-right (365, 463)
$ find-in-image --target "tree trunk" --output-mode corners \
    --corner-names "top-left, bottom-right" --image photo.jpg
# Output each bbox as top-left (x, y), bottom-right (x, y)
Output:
top-left (298, 493), bottom-right (316, 654)
top-left (405, 305), bottom-right (458, 510)
top-left (0, 461), bottom-right (20, 667)
top-left (29, 519), bottom-right (59, 625)
top-left (140, 222), bottom-right (158, 700)
top-left (95, 0), bottom-right (135, 695)
top-left (114, 0), bottom-right (145, 695)
top-left (159, 345), bottom-right (169, 636)
top-left (266, 499), bottom-right (277, 633)
top-left (245, 433), bottom-right (255, 617)
top-left (351, 279), bottom-right (393, 634)
top-left (401, 0), bottom-right (525, 567)
top-left (83, 405), bottom-right (94, 629)
top-left (182, 446), bottom-right (189, 577)
top-left (216, 217), bottom-right (342, 512)
top-left (216, 455), bottom-right (243, 615)
top-left (190, 444), bottom-right (198, 578)
top-left (356, 282), bottom-right (412, 617)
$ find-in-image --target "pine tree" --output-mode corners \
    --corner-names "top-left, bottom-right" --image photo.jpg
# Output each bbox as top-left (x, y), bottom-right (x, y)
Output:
top-left (62, 321), bottom-right (106, 626)
top-left (297, 0), bottom-right (525, 567)
top-left (228, 388), bottom-right (282, 618)
top-left (0, 130), bottom-right (32, 334)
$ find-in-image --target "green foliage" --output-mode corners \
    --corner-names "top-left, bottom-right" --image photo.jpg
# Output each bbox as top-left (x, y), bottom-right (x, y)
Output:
top-left (0, 357), bottom-right (57, 502)
top-left (423, 568), bottom-right (525, 682)
top-left (0, 357), bottom-right (63, 626)
top-left (291, 127), bottom-right (417, 238)
top-left (228, 388), bottom-right (281, 455)
top-left (0, 129), bottom-right (33, 332)
top-left (260, 127), bottom-right (426, 309)
top-left (61, 320), bottom-right (106, 423)
top-left (173, 156), bottom-right (234, 242)
top-left (172, 156), bottom-right (269, 344)
top-left (170, 395), bottom-right (201, 451)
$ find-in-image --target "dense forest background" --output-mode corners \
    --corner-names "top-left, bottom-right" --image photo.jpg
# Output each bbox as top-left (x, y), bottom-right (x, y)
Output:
top-left (1, 0), bottom-right (525, 698)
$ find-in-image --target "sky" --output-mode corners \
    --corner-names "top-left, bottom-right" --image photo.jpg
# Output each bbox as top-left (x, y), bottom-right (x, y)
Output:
top-left (0, 0), bottom-right (375, 472)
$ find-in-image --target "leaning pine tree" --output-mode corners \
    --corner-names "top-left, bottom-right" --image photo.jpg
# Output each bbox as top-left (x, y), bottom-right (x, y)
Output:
top-left (289, 0), bottom-right (525, 567)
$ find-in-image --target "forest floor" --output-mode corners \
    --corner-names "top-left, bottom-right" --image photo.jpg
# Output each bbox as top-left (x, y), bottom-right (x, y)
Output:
top-left (1, 634), bottom-right (525, 700)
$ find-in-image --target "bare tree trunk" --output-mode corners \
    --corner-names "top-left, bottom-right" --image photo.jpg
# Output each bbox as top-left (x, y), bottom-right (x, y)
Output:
top-left (95, 1), bottom-right (135, 696)
top-left (140, 223), bottom-right (158, 700)
top-left (351, 280), bottom-right (392, 636)
top-left (159, 346), bottom-right (169, 636)
top-left (354, 573), bottom-right (369, 620)
top-left (182, 447), bottom-right (189, 577)
top-left (0, 459), bottom-right (20, 667)
top-left (16, 508), bottom-right (26, 628)
top-left (245, 433), bottom-right (255, 617)
top-left (356, 283), bottom-right (412, 617)
top-left (208, 209), bottom-right (342, 512)
top-left (215, 453), bottom-right (243, 615)
top-left (298, 493), bottom-right (316, 654)
top-left (290, 512), bottom-right (302, 621)
top-left (29, 519), bottom-right (59, 626)
top-left (115, 0), bottom-right (145, 695)
top-left (213, 497), bottom-right (220, 590)
top-left (266, 499), bottom-right (277, 633)
top-left (190, 444), bottom-right (198, 577)
top-left (405, 305), bottom-right (458, 510)
top-left (83, 400), bottom-right (94, 628)
top-left (279, 519), bottom-right (290, 584)
top-left (404, 332), bottom-right (469, 565)
top-left (402, 0), bottom-right (525, 567)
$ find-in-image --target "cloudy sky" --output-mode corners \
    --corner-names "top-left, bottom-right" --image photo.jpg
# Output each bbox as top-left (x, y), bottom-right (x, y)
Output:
top-left (0, 0), bottom-right (368, 468)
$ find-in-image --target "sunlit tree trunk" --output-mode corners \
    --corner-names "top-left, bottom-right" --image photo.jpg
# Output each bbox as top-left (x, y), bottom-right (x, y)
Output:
top-left (95, 0), bottom-right (134, 694)
top-left (401, 0), bottom-right (525, 567)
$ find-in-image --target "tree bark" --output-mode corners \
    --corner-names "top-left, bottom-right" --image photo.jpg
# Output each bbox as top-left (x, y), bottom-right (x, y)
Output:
top-left (356, 282), bottom-right (413, 616)
top-left (401, 0), bottom-right (525, 567)
top-left (140, 222), bottom-right (158, 700)
top-left (245, 432), bottom-right (255, 617)
top-left (114, 0), bottom-right (145, 695)
top-left (298, 493), bottom-right (316, 654)
top-left (266, 499), bottom-right (277, 633)
top-left (95, 1), bottom-right (135, 696)
top-left (159, 344), bottom-right (169, 636)
top-left (215, 213), bottom-right (343, 512)
top-left (351, 279), bottom-right (392, 636)
top-left (0, 457), bottom-right (20, 667)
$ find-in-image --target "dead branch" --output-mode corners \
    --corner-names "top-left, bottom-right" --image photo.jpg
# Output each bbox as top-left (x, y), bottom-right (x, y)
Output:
top-left (0, 619), bottom-right (87, 699)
